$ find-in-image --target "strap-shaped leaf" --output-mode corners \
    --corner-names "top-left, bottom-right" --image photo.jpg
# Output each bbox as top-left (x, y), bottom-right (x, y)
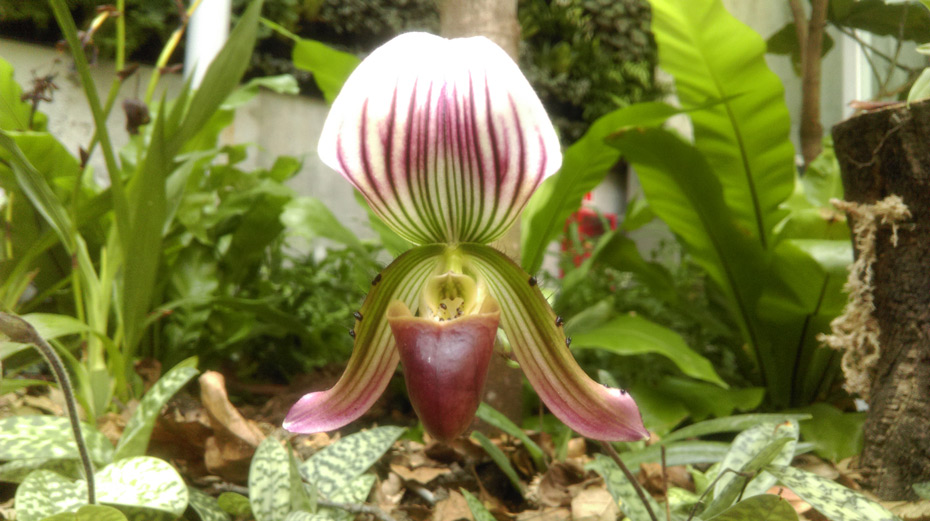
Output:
top-left (312, 474), bottom-right (378, 521)
top-left (249, 437), bottom-right (292, 521)
top-left (767, 465), bottom-right (898, 521)
top-left (588, 454), bottom-right (662, 521)
top-left (114, 361), bottom-right (199, 460)
top-left (712, 421), bottom-right (799, 499)
top-left (188, 486), bottom-right (231, 521)
top-left (301, 426), bottom-right (405, 497)
top-left (708, 494), bottom-right (799, 521)
top-left (462, 489), bottom-right (496, 521)
top-left (0, 416), bottom-right (113, 465)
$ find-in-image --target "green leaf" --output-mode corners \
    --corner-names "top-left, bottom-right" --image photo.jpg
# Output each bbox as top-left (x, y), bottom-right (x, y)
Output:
top-left (0, 57), bottom-right (39, 131)
top-left (571, 313), bottom-right (727, 387)
top-left (476, 402), bottom-right (547, 472)
top-left (907, 68), bottom-right (930, 105)
top-left (217, 492), bottom-right (252, 517)
top-left (282, 197), bottom-right (366, 254)
top-left (171, 0), bottom-right (265, 150)
top-left (649, 0), bottom-right (796, 249)
top-left (187, 486), bottom-right (231, 521)
top-left (588, 454), bottom-right (662, 521)
top-left (796, 403), bottom-right (865, 462)
top-left (16, 457), bottom-right (188, 521)
top-left (461, 489), bottom-right (496, 521)
top-left (829, 0), bottom-right (930, 42)
top-left (521, 101), bottom-right (685, 274)
top-left (767, 465), bottom-right (899, 521)
top-left (0, 377), bottom-right (51, 394)
top-left (707, 494), bottom-right (798, 521)
top-left (702, 436), bottom-right (795, 518)
top-left (0, 416), bottom-right (113, 465)
top-left (16, 314), bottom-right (92, 341)
top-left (40, 504), bottom-right (129, 521)
top-left (262, 19), bottom-right (360, 103)
top-left (471, 431), bottom-right (524, 495)
top-left (665, 414), bottom-right (811, 443)
top-left (114, 361), bottom-right (199, 460)
top-left (713, 422), bottom-right (799, 500)
top-left (766, 22), bottom-right (834, 75)
top-left (313, 474), bottom-right (377, 521)
top-left (620, 440), bottom-right (731, 468)
top-left (301, 426), bottom-right (404, 497)
top-left (249, 437), bottom-right (292, 521)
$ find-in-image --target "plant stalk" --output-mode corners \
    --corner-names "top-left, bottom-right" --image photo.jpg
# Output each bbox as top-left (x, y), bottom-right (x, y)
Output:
top-left (0, 313), bottom-right (96, 504)
top-left (601, 441), bottom-right (658, 521)
top-left (144, 0), bottom-right (205, 105)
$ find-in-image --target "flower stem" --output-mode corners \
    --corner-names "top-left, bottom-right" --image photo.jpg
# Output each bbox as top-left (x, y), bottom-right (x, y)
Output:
top-left (0, 313), bottom-right (96, 504)
top-left (600, 441), bottom-right (658, 521)
top-left (144, 0), bottom-right (205, 105)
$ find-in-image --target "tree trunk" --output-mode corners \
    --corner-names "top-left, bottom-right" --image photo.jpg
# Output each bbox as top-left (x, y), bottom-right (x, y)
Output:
top-left (438, 0), bottom-right (525, 427)
top-left (831, 98), bottom-right (930, 500)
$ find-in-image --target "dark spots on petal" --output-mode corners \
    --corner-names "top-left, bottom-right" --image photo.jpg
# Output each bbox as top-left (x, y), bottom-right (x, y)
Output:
top-left (565, 336), bottom-right (572, 347)
top-left (619, 388), bottom-right (627, 395)
top-left (555, 316), bottom-right (564, 327)
top-left (528, 276), bottom-right (537, 286)
top-left (439, 302), bottom-right (447, 310)
top-left (353, 311), bottom-right (363, 321)
top-left (349, 329), bottom-right (356, 338)
top-left (372, 273), bottom-right (382, 286)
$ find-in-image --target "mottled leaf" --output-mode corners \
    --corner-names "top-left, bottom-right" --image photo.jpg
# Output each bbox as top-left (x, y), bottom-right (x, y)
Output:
top-left (188, 486), bottom-right (230, 521)
top-left (39, 504), bottom-right (129, 521)
top-left (0, 458), bottom-right (81, 483)
top-left (665, 414), bottom-right (810, 442)
top-left (702, 436), bottom-right (794, 518)
top-left (312, 474), bottom-right (377, 521)
top-left (249, 437), bottom-right (292, 521)
top-left (713, 422), bottom-right (799, 499)
top-left (462, 489), bottom-right (496, 521)
top-left (95, 457), bottom-right (188, 515)
top-left (300, 426), bottom-right (404, 497)
top-left (114, 362), bottom-right (198, 460)
top-left (767, 465), bottom-right (899, 521)
top-left (588, 454), bottom-right (662, 521)
top-left (708, 494), bottom-right (798, 521)
top-left (15, 470), bottom-right (87, 521)
top-left (0, 416), bottom-right (113, 465)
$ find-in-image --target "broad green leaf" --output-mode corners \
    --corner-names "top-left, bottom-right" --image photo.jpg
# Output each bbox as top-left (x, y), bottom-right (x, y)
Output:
top-left (521, 101), bottom-right (685, 274)
top-left (300, 426), bottom-right (404, 497)
top-left (0, 416), bottom-right (113, 465)
top-left (766, 22), bottom-right (834, 75)
top-left (282, 197), bottom-right (366, 254)
top-left (641, 377), bottom-right (764, 422)
top-left (471, 431), bottom-right (524, 495)
top-left (249, 437), bottom-right (291, 521)
top-left (620, 440), bottom-right (731, 468)
top-left (187, 486), bottom-right (231, 521)
top-left (223, 74), bottom-right (299, 109)
top-left (649, 0), bottom-right (796, 249)
top-left (796, 403), bottom-right (865, 462)
top-left (713, 422), bottom-right (799, 500)
top-left (665, 414), bottom-right (811, 443)
top-left (588, 454), bottom-right (662, 521)
top-left (476, 402), bottom-right (546, 471)
top-left (829, 0), bottom-right (930, 42)
top-left (767, 465), bottom-right (899, 521)
top-left (608, 127), bottom-right (767, 392)
top-left (16, 457), bottom-right (188, 521)
top-left (461, 489), bottom-right (496, 521)
top-left (16, 314), bottom-right (91, 341)
top-left (572, 313), bottom-right (726, 387)
top-left (114, 361), bottom-right (199, 460)
top-left (0, 377), bottom-right (51, 394)
top-left (702, 436), bottom-right (794, 518)
top-left (262, 19), bottom-right (360, 103)
top-left (907, 68), bottom-right (930, 105)
top-left (0, 57), bottom-right (39, 131)
top-left (0, 458), bottom-right (81, 483)
top-left (622, 380), bottom-right (689, 434)
top-left (708, 494), bottom-right (798, 521)
top-left (40, 504), bottom-right (129, 521)
top-left (217, 492), bottom-right (252, 517)
top-left (171, 0), bottom-right (264, 150)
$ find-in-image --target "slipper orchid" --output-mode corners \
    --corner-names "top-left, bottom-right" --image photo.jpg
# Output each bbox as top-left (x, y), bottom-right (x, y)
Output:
top-left (284, 32), bottom-right (647, 442)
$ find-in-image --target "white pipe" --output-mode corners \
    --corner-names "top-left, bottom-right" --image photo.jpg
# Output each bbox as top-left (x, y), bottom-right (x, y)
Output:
top-left (184, 0), bottom-right (232, 88)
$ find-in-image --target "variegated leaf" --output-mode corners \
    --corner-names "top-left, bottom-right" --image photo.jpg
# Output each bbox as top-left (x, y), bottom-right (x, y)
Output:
top-left (701, 436), bottom-right (794, 519)
top-left (39, 504), bottom-right (129, 521)
top-left (312, 474), bottom-right (377, 521)
top-left (301, 426), bottom-right (404, 497)
top-left (0, 416), bottom-right (113, 465)
top-left (708, 494), bottom-right (798, 521)
top-left (114, 362), bottom-right (199, 460)
top-left (249, 437), bottom-right (292, 521)
top-left (462, 489), bottom-right (496, 521)
top-left (283, 512), bottom-right (316, 521)
top-left (0, 457), bottom-right (80, 483)
top-left (767, 465), bottom-right (899, 521)
top-left (188, 486), bottom-right (231, 521)
top-left (217, 492), bottom-right (252, 517)
top-left (15, 470), bottom-right (87, 521)
top-left (95, 457), bottom-right (188, 515)
top-left (588, 454), bottom-right (661, 521)
top-left (713, 421), bottom-right (798, 498)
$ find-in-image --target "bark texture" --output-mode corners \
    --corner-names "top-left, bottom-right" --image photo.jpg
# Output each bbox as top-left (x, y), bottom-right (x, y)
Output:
top-left (832, 98), bottom-right (930, 500)
top-left (438, 0), bottom-right (524, 427)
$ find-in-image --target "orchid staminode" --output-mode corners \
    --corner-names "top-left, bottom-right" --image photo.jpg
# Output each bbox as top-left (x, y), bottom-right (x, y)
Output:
top-left (283, 32), bottom-right (648, 442)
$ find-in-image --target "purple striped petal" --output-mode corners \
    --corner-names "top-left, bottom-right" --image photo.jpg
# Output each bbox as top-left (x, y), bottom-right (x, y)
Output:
top-left (318, 32), bottom-right (561, 245)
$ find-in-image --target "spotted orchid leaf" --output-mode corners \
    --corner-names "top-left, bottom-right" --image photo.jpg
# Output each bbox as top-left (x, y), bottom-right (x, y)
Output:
top-left (283, 245), bottom-right (443, 433)
top-left (318, 32), bottom-right (561, 245)
top-left (462, 243), bottom-right (648, 441)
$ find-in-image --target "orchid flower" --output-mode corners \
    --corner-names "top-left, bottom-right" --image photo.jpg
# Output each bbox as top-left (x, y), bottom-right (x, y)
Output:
top-left (284, 32), bottom-right (647, 442)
